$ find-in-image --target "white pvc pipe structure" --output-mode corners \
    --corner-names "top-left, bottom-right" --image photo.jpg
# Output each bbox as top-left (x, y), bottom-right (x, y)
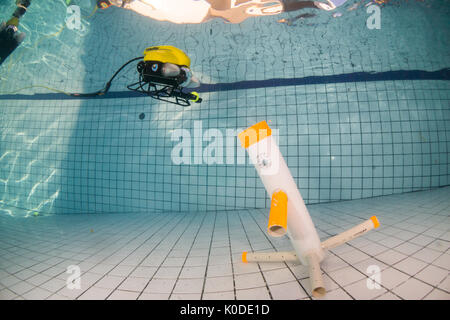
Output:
top-left (239, 121), bottom-right (380, 298)
top-left (239, 121), bottom-right (325, 266)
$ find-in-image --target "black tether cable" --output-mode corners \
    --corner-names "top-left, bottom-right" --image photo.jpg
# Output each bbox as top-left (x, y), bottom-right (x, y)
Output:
top-left (69, 56), bottom-right (143, 97)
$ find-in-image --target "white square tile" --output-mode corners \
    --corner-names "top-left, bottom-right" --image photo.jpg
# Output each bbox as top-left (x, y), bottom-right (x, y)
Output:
top-left (427, 240), bottom-right (449, 252)
top-left (258, 261), bottom-right (289, 272)
top-left (377, 237), bottom-right (404, 249)
top-left (359, 243), bottom-right (389, 256)
top-left (107, 290), bottom-right (140, 300)
top-left (22, 287), bottom-right (53, 300)
top-left (206, 264), bottom-right (233, 277)
top-left (236, 287), bottom-right (270, 300)
top-left (130, 266), bottom-right (158, 279)
top-left (179, 266), bottom-right (206, 279)
top-left (204, 276), bottom-right (234, 293)
top-left (40, 278), bottom-right (67, 292)
top-left (232, 261), bottom-right (260, 275)
top-left (5, 264), bottom-right (26, 274)
top-left (415, 265), bottom-right (448, 286)
top-left (437, 275), bottom-right (450, 292)
top-left (8, 281), bottom-right (35, 295)
top-left (375, 250), bottom-right (407, 265)
top-left (95, 275), bottom-right (125, 290)
top-left (14, 269), bottom-right (37, 281)
top-left (412, 247), bottom-right (442, 263)
top-left (344, 278), bottom-right (387, 300)
top-left (262, 268), bottom-right (296, 285)
top-left (108, 265), bottom-right (135, 277)
top-left (393, 242), bottom-right (422, 255)
top-left (77, 261), bottom-right (97, 271)
top-left (375, 292), bottom-right (401, 300)
top-left (440, 231), bottom-right (450, 242)
top-left (377, 267), bottom-right (410, 290)
top-left (118, 277), bottom-right (149, 292)
top-left (347, 236), bottom-right (372, 249)
top-left (154, 266), bottom-right (181, 279)
top-left (409, 234), bottom-right (434, 247)
top-left (394, 230), bottom-right (418, 241)
top-left (202, 291), bottom-right (235, 300)
top-left (269, 281), bottom-right (308, 300)
top-left (42, 266), bottom-right (66, 278)
top-left (288, 264), bottom-right (310, 280)
top-left (328, 243), bottom-right (355, 255)
top-left (170, 293), bottom-right (201, 300)
top-left (162, 257), bottom-right (185, 267)
top-left (0, 275), bottom-right (22, 287)
top-left (423, 229), bottom-right (447, 239)
top-left (27, 273), bottom-right (52, 286)
top-left (0, 288), bottom-right (18, 300)
top-left (338, 250), bottom-right (371, 265)
top-left (173, 278), bottom-right (204, 294)
top-left (234, 272), bottom-right (265, 290)
top-left (208, 255), bottom-right (232, 266)
top-left (138, 292), bottom-right (170, 300)
top-left (210, 246), bottom-right (230, 256)
top-left (46, 294), bottom-right (70, 300)
top-left (423, 288), bottom-right (450, 300)
top-left (78, 272), bottom-right (103, 289)
top-left (320, 254), bottom-right (349, 273)
top-left (89, 264), bottom-right (115, 275)
top-left (394, 257), bottom-right (428, 276)
top-left (143, 279), bottom-right (176, 293)
top-left (314, 288), bottom-right (352, 300)
top-left (392, 278), bottom-right (433, 300)
top-left (55, 286), bottom-right (83, 300)
top-left (431, 253), bottom-right (450, 270)
top-left (327, 266), bottom-right (366, 287)
top-left (77, 286), bottom-right (112, 300)
top-left (352, 257), bottom-right (388, 274)
top-left (184, 256), bottom-right (208, 267)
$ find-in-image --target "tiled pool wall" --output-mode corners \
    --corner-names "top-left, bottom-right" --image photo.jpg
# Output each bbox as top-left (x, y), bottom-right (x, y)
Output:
top-left (0, 1), bottom-right (449, 215)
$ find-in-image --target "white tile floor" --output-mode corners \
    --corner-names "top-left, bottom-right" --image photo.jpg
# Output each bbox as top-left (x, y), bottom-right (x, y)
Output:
top-left (0, 187), bottom-right (449, 300)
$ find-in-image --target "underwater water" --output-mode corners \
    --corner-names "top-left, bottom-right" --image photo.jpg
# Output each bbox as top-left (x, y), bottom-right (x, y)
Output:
top-left (0, 0), bottom-right (449, 301)
top-left (0, 0), bottom-right (448, 216)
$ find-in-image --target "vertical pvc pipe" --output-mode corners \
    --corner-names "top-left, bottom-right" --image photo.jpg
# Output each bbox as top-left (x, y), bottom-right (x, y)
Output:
top-left (306, 253), bottom-right (326, 298)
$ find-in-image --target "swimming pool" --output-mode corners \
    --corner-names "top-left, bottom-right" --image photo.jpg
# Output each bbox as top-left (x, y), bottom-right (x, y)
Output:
top-left (0, 0), bottom-right (449, 301)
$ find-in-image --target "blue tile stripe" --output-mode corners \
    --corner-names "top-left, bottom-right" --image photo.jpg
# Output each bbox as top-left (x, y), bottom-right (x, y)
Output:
top-left (1, 68), bottom-right (448, 101)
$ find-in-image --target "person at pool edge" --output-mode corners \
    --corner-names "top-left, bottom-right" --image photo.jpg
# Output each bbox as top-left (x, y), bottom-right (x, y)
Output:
top-left (96, 0), bottom-right (344, 24)
top-left (0, 0), bottom-right (31, 66)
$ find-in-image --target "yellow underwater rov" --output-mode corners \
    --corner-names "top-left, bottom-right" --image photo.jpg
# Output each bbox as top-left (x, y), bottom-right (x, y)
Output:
top-left (72, 45), bottom-right (202, 106)
top-left (128, 46), bottom-right (202, 106)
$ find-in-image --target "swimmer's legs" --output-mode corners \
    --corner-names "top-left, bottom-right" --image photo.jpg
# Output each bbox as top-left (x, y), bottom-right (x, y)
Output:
top-left (281, 0), bottom-right (320, 11)
top-left (278, 0), bottom-right (321, 24)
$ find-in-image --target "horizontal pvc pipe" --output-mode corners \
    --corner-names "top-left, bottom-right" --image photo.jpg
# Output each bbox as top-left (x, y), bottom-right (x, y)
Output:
top-left (321, 216), bottom-right (380, 251)
top-left (242, 251), bottom-right (298, 263)
top-left (306, 253), bottom-right (326, 298)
